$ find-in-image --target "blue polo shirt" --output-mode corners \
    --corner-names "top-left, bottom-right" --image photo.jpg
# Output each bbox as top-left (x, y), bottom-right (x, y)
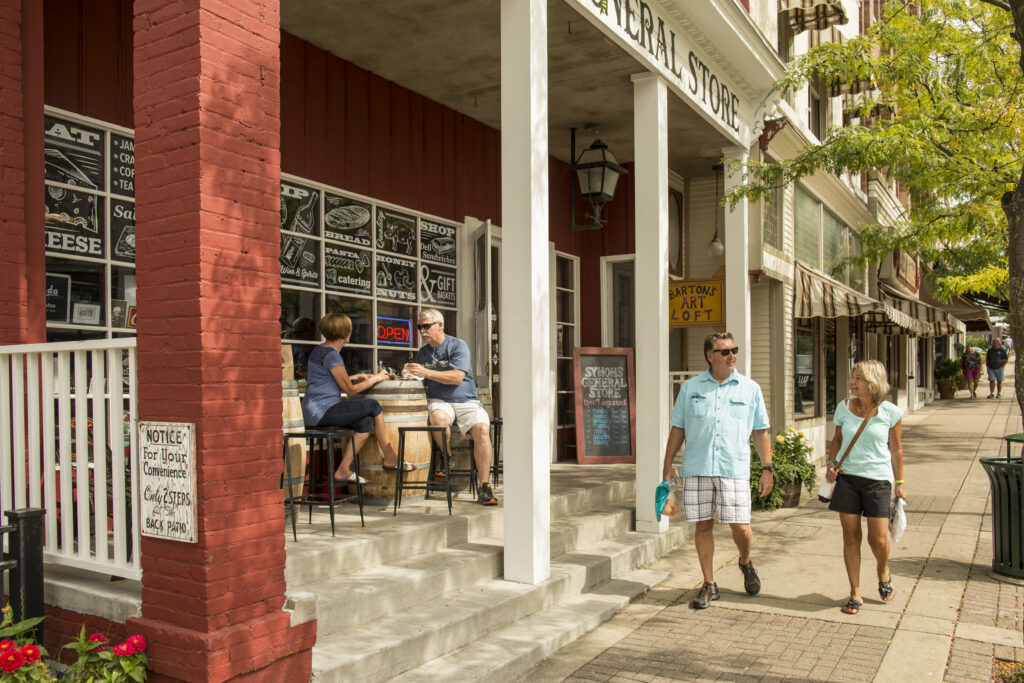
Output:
top-left (670, 369), bottom-right (770, 480)
top-left (417, 335), bottom-right (478, 403)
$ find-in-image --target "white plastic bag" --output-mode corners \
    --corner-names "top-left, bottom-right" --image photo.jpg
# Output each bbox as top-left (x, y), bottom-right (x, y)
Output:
top-left (889, 498), bottom-right (907, 542)
top-left (817, 478), bottom-right (836, 503)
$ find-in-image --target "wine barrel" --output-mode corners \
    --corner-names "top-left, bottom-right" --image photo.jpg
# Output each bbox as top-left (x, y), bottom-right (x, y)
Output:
top-left (357, 380), bottom-right (431, 505)
top-left (281, 344), bottom-right (308, 498)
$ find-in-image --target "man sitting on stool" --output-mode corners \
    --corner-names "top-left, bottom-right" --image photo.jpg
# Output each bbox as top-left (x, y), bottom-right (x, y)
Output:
top-left (403, 308), bottom-right (498, 506)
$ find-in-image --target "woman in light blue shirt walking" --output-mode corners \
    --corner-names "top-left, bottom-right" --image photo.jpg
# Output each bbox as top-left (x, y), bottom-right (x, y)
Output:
top-left (825, 360), bottom-right (906, 615)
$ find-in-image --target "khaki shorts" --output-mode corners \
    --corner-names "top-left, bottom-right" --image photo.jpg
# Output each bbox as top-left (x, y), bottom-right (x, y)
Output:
top-left (428, 399), bottom-right (489, 436)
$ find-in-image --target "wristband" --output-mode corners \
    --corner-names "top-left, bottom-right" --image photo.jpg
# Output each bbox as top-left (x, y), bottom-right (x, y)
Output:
top-left (894, 479), bottom-right (904, 484)
top-left (826, 460), bottom-right (838, 467)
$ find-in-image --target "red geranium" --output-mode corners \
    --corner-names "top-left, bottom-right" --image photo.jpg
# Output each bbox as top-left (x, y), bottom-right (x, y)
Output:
top-left (88, 632), bottom-right (109, 652)
top-left (0, 647), bottom-right (25, 673)
top-left (20, 644), bottom-right (41, 663)
top-left (113, 642), bottom-right (133, 656)
top-left (0, 640), bottom-right (16, 652)
top-left (125, 634), bottom-right (147, 652)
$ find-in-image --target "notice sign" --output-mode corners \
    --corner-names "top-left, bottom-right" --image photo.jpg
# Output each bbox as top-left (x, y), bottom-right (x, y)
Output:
top-left (669, 272), bottom-right (724, 329)
top-left (139, 421), bottom-right (197, 543)
top-left (573, 348), bottom-right (636, 464)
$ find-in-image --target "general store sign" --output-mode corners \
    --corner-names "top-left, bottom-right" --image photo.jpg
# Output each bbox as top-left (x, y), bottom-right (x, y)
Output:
top-left (139, 421), bottom-right (197, 543)
top-left (669, 275), bottom-right (724, 328)
top-left (570, 0), bottom-right (748, 142)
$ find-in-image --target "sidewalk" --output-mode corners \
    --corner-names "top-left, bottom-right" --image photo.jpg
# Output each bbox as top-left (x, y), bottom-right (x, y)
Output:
top-left (522, 370), bottom-right (1024, 682)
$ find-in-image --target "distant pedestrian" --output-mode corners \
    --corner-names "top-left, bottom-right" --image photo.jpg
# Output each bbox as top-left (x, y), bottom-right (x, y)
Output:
top-left (661, 332), bottom-right (774, 609)
top-left (986, 338), bottom-right (1008, 399)
top-left (961, 347), bottom-right (981, 398)
top-left (825, 360), bottom-right (905, 615)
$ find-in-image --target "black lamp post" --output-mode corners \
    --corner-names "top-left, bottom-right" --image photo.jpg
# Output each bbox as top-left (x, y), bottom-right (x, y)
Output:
top-left (569, 128), bottom-right (628, 231)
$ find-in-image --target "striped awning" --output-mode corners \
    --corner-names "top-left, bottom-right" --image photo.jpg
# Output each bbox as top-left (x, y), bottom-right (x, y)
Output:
top-left (794, 262), bottom-right (880, 319)
top-left (865, 284), bottom-right (967, 337)
top-left (780, 0), bottom-right (849, 34)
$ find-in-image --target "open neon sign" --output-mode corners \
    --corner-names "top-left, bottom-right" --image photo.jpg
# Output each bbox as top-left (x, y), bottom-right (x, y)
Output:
top-left (377, 316), bottom-right (412, 346)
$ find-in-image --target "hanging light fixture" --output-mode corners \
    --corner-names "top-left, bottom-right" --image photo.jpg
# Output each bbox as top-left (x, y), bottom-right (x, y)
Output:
top-left (707, 165), bottom-right (725, 257)
top-left (569, 127), bottom-right (628, 231)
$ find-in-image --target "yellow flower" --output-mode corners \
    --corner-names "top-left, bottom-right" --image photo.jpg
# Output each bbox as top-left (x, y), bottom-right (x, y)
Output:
top-left (787, 427), bottom-right (796, 433)
top-left (809, 446), bottom-right (814, 452)
top-left (798, 431), bottom-right (806, 438)
top-left (776, 435), bottom-right (785, 443)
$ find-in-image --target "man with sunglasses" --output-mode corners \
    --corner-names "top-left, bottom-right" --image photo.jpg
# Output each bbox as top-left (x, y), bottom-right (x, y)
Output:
top-left (403, 308), bottom-right (497, 505)
top-left (661, 332), bottom-right (773, 609)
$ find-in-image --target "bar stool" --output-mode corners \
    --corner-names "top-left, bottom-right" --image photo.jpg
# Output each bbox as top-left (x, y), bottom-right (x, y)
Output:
top-left (283, 427), bottom-right (364, 540)
top-left (393, 426), bottom-right (453, 515)
top-left (465, 417), bottom-right (504, 492)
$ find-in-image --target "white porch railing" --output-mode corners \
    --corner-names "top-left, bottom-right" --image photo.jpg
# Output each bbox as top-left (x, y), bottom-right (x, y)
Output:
top-left (669, 371), bottom-right (701, 403)
top-left (0, 338), bottom-right (140, 579)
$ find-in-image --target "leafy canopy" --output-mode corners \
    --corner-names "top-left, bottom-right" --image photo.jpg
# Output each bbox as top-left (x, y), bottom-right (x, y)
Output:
top-left (726, 0), bottom-right (1022, 300)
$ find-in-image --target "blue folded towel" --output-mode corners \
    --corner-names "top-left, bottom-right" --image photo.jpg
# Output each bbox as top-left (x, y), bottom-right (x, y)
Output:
top-left (655, 480), bottom-right (673, 522)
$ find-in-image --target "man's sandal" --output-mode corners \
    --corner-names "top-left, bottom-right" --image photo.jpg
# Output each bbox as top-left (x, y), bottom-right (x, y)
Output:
top-left (878, 579), bottom-right (894, 602)
top-left (841, 598), bottom-right (863, 615)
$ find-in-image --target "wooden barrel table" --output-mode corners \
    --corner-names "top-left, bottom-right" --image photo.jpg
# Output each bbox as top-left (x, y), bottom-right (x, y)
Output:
top-left (357, 379), bottom-right (431, 505)
top-left (281, 344), bottom-right (307, 498)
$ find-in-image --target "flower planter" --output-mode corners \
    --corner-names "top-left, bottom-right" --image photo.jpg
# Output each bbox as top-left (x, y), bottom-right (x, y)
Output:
top-left (937, 380), bottom-right (956, 399)
top-left (780, 480), bottom-right (802, 508)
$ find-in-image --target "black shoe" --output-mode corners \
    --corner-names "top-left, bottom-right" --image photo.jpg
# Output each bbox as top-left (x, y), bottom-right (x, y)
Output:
top-left (739, 560), bottom-right (761, 595)
top-left (477, 482), bottom-right (498, 506)
top-left (690, 582), bottom-right (719, 609)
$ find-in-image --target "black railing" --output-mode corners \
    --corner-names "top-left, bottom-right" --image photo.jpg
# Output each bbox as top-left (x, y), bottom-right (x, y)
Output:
top-left (1, 508), bottom-right (45, 641)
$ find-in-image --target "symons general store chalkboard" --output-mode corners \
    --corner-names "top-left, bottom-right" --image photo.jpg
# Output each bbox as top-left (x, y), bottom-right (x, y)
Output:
top-left (573, 347), bottom-right (636, 464)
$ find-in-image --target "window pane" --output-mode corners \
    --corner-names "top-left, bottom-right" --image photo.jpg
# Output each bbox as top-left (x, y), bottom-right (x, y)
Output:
top-left (794, 321), bottom-right (817, 419)
top-left (376, 301), bottom-right (417, 348)
top-left (325, 296), bottom-right (373, 346)
top-left (46, 257), bottom-right (105, 329)
top-left (763, 185), bottom-right (780, 249)
top-left (109, 267), bottom-right (136, 330)
top-left (825, 319), bottom-right (837, 414)
top-left (612, 261), bottom-right (635, 349)
top-left (822, 210), bottom-right (846, 280)
top-left (849, 231), bottom-right (865, 291)
top-left (341, 347), bottom-right (373, 376)
top-left (794, 188), bottom-right (820, 267)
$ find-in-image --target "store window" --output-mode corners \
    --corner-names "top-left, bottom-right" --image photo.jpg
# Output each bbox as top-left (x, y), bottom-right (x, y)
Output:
top-left (794, 319), bottom-right (819, 420)
top-left (886, 335), bottom-right (901, 390)
top-left (794, 188), bottom-right (820, 268)
top-left (822, 210), bottom-right (847, 281)
top-left (555, 253), bottom-right (580, 461)
top-left (279, 176), bottom-right (460, 377)
top-left (43, 108), bottom-right (136, 341)
top-left (762, 180), bottom-right (781, 250)
top-left (825, 319), bottom-right (838, 414)
top-left (849, 230), bottom-right (865, 292)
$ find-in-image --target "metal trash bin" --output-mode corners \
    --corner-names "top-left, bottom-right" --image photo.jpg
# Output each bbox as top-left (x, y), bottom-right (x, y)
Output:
top-left (980, 451), bottom-right (1024, 578)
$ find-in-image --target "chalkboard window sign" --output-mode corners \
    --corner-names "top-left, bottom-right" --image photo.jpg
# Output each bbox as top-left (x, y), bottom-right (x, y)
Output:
top-left (420, 263), bottom-right (456, 307)
top-left (573, 347), bottom-right (636, 464)
top-left (44, 115), bottom-right (105, 190)
top-left (376, 253), bottom-right (416, 302)
top-left (375, 208), bottom-right (416, 256)
top-left (420, 220), bottom-right (457, 265)
top-left (324, 193), bottom-right (372, 246)
top-left (280, 233), bottom-right (320, 286)
top-left (45, 273), bottom-right (71, 322)
top-left (325, 244), bottom-right (372, 296)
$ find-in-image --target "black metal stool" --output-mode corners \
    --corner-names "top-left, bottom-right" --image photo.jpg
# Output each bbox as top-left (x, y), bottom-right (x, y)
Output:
top-left (283, 427), bottom-right (363, 540)
top-left (393, 426), bottom-right (453, 515)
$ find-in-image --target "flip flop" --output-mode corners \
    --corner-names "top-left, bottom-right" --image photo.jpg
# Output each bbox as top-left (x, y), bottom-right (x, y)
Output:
top-left (841, 598), bottom-right (863, 615)
top-left (878, 578), bottom-right (894, 601)
top-left (382, 462), bottom-right (415, 472)
top-left (333, 472), bottom-right (368, 485)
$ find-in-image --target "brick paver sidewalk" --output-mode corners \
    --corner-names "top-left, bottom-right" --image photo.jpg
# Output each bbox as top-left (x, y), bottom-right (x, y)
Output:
top-left (522, 365), bottom-right (1024, 682)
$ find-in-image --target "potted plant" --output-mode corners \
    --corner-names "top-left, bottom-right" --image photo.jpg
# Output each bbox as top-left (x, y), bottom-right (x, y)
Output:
top-left (750, 428), bottom-right (817, 510)
top-left (935, 357), bottom-right (962, 399)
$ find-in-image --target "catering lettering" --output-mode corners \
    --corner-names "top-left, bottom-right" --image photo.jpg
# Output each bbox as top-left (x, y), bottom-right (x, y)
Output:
top-left (589, 0), bottom-right (740, 132)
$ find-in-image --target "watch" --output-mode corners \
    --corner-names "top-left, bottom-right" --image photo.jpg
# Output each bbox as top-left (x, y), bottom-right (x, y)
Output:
top-left (762, 465), bottom-right (774, 473)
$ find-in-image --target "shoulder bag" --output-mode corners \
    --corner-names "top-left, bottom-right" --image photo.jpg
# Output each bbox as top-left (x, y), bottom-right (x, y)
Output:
top-left (818, 400), bottom-right (878, 503)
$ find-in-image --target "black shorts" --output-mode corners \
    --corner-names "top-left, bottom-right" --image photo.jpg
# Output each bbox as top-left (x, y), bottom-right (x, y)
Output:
top-left (828, 473), bottom-right (891, 518)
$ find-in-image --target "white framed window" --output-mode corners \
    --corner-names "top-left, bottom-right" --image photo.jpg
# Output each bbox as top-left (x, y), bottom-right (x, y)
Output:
top-left (554, 251), bottom-right (580, 460)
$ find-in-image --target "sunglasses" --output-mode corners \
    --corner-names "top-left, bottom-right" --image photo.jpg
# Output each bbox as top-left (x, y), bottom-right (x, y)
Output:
top-left (712, 348), bottom-right (740, 357)
top-left (417, 322), bottom-right (438, 332)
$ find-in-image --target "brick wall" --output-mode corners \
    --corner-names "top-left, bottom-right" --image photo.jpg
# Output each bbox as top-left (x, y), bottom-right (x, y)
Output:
top-left (44, 604), bottom-right (130, 662)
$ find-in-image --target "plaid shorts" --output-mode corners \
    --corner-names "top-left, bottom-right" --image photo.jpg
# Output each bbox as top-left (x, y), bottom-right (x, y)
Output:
top-left (682, 476), bottom-right (751, 524)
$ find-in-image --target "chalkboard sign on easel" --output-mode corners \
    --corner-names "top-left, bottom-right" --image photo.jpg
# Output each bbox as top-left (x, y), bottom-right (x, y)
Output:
top-left (573, 347), bottom-right (636, 464)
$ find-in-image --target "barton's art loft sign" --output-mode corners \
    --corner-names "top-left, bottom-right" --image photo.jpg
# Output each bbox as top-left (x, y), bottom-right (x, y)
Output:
top-left (572, 0), bottom-right (748, 141)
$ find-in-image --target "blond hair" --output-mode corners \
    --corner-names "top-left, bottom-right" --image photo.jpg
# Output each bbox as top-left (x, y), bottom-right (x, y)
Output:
top-left (853, 360), bottom-right (889, 405)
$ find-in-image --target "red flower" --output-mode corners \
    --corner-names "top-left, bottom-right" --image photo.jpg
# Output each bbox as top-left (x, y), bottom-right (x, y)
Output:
top-left (0, 640), bottom-right (15, 652)
top-left (0, 648), bottom-right (25, 673)
top-left (113, 642), bottom-right (133, 656)
top-left (88, 633), bottom-right (109, 652)
top-left (125, 634), bottom-right (147, 653)
top-left (20, 644), bottom-right (41, 663)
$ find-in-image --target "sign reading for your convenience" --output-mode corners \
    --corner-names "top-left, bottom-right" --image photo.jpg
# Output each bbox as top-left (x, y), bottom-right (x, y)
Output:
top-left (669, 275), bottom-right (724, 328)
top-left (139, 421), bottom-right (197, 543)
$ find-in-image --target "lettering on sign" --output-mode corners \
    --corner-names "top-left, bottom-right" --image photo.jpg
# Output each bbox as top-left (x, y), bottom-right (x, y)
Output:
top-left (325, 244), bottom-right (372, 295)
top-left (139, 421), bottom-right (198, 543)
top-left (420, 220), bottom-right (457, 265)
top-left (324, 193), bottom-right (372, 246)
top-left (376, 253), bottom-right (417, 302)
top-left (573, 348), bottom-right (637, 464)
top-left (45, 273), bottom-right (71, 322)
top-left (377, 316), bottom-right (413, 346)
top-left (668, 275), bottom-right (724, 328)
top-left (420, 263), bottom-right (457, 306)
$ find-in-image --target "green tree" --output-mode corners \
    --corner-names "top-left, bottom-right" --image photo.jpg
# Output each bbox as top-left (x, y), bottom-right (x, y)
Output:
top-left (726, 0), bottom-right (1024, 424)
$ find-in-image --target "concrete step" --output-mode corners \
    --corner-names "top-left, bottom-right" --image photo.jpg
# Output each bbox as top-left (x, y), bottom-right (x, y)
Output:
top-left (390, 569), bottom-right (668, 683)
top-left (308, 524), bottom-right (686, 682)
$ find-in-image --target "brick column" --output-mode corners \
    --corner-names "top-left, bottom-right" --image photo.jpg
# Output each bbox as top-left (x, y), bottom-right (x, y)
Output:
top-left (0, 0), bottom-right (45, 345)
top-left (130, 2), bottom-right (313, 681)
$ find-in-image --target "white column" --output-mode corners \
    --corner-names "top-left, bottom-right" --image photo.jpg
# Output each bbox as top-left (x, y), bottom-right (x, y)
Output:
top-left (500, 0), bottom-right (550, 584)
top-left (632, 73), bottom-right (669, 534)
top-left (723, 147), bottom-right (751, 376)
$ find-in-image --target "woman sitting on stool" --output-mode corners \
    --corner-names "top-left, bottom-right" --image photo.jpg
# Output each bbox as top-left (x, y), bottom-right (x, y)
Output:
top-left (301, 311), bottom-right (413, 484)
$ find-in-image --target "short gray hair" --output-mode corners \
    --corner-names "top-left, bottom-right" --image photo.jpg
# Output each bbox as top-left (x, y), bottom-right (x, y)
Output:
top-left (854, 360), bottom-right (889, 405)
top-left (703, 332), bottom-right (735, 367)
top-left (418, 308), bottom-right (444, 325)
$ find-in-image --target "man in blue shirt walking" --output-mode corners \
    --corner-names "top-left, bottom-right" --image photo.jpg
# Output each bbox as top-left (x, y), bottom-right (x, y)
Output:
top-left (404, 308), bottom-right (497, 505)
top-left (661, 332), bottom-right (774, 609)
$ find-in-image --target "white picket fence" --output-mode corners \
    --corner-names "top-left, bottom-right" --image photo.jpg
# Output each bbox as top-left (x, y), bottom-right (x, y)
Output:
top-left (0, 338), bottom-right (140, 579)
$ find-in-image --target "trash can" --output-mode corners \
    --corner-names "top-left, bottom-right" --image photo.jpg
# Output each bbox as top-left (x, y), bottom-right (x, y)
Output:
top-left (980, 453), bottom-right (1024, 578)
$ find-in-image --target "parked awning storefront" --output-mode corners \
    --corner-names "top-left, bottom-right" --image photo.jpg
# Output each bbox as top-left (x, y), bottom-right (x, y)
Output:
top-left (794, 262), bottom-right (880, 319)
top-left (780, 0), bottom-right (849, 34)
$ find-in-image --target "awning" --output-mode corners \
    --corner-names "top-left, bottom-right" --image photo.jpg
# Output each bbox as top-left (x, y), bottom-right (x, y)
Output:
top-left (867, 284), bottom-right (967, 337)
top-left (794, 262), bottom-right (880, 319)
top-left (780, 0), bottom-right (849, 34)
top-left (920, 279), bottom-right (992, 332)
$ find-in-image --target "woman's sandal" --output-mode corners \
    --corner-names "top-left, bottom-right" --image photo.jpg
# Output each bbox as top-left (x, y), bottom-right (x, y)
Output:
top-left (841, 598), bottom-right (863, 615)
top-left (878, 577), bottom-right (894, 602)
top-left (382, 461), bottom-right (415, 472)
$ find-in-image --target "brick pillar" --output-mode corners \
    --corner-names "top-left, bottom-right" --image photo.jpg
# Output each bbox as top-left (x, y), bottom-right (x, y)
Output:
top-left (0, 0), bottom-right (45, 345)
top-left (130, 2), bottom-right (313, 681)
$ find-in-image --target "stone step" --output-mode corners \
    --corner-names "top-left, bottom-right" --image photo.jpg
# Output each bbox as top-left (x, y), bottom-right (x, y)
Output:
top-left (308, 524), bottom-right (685, 682)
top-left (390, 569), bottom-right (668, 683)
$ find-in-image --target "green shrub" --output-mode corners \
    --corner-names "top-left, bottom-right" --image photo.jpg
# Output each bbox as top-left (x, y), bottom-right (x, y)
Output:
top-left (750, 428), bottom-right (817, 511)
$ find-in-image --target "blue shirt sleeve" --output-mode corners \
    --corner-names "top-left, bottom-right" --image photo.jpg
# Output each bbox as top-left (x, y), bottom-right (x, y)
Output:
top-left (885, 401), bottom-right (903, 428)
top-left (752, 383), bottom-right (769, 430)
top-left (448, 338), bottom-right (472, 374)
top-left (833, 399), bottom-right (848, 429)
top-left (324, 348), bottom-right (344, 370)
